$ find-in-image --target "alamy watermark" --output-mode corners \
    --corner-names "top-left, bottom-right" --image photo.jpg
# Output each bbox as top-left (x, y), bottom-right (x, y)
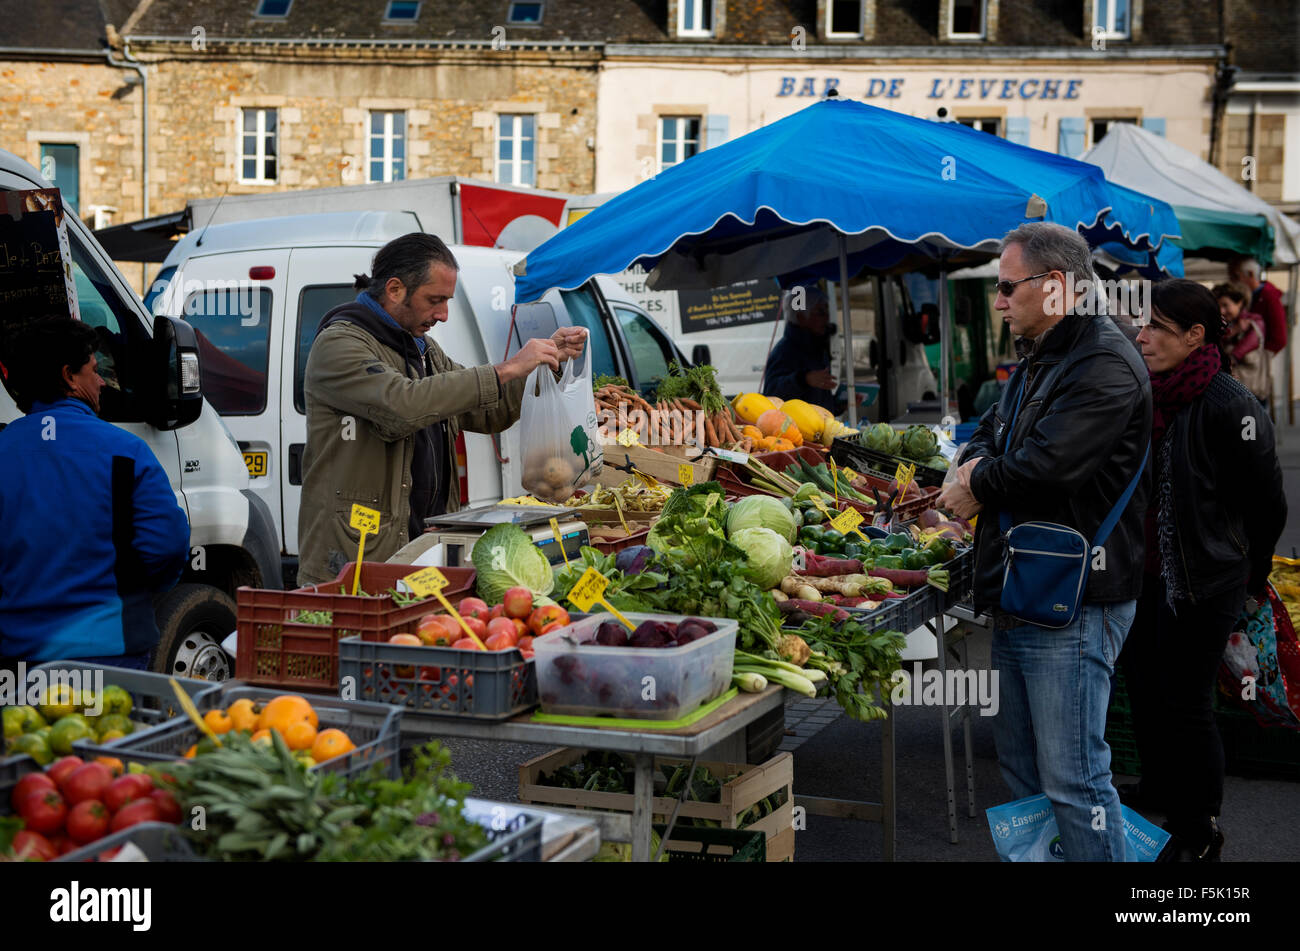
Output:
top-left (597, 403), bottom-right (708, 448)
top-left (146, 277), bottom-right (268, 327)
top-left (1042, 274), bottom-right (1152, 319)
top-left (0, 663), bottom-right (105, 715)
top-left (890, 662), bottom-right (999, 716)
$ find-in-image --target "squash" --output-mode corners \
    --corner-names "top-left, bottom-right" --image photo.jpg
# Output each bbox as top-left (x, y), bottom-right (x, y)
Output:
top-left (766, 396), bottom-right (784, 409)
top-left (756, 409), bottom-right (803, 446)
top-left (770, 437), bottom-right (795, 452)
top-left (732, 393), bottom-right (776, 425)
top-left (741, 424), bottom-right (764, 440)
top-left (780, 399), bottom-right (827, 443)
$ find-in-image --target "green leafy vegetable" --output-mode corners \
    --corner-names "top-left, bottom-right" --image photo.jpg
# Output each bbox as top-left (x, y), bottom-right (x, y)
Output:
top-left (553, 546), bottom-right (665, 613)
top-left (729, 527), bottom-right (793, 590)
top-left (726, 494), bottom-right (797, 544)
top-left (646, 482), bottom-right (730, 558)
top-left (471, 522), bottom-right (556, 604)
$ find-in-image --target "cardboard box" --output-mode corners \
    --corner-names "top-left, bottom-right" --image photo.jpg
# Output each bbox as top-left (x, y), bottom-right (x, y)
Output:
top-left (594, 444), bottom-right (718, 488)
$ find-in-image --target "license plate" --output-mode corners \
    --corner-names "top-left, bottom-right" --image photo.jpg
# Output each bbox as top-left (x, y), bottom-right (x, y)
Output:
top-left (243, 450), bottom-right (268, 478)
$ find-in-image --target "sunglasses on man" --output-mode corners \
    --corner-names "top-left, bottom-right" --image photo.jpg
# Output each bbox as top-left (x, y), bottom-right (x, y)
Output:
top-left (995, 272), bottom-right (1051, 297)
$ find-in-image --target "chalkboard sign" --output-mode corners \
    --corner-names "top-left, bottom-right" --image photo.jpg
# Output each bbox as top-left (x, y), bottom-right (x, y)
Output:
top-left (677, 278), bottom-right (781, 334)
top-left (0, 188), bottom-right (80, 400)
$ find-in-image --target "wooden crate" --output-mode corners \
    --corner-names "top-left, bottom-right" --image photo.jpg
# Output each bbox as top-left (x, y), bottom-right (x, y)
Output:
top-left (518, 748), bottom-right (794, 862)
top-left (595, 445), bottom-right (718, 488)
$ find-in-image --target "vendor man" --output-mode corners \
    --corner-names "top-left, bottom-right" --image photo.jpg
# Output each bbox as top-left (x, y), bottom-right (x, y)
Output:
top-left (298, 232), bottom-right (587, 585)
top-left (762, 285), bottom-right (844, 414)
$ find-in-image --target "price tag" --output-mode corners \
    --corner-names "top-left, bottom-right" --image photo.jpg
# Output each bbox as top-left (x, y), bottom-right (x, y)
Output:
top-left (840, 467), bottom-right (859, 482)
top-left (617, 428), bottom-right (642, 448)
top-left (710, 448), bottom-right (750, 465)
top-left (348, 504), bottom-right (381, 595)
top-left (677, 463), bottom-right (694, 486)
top-left (565, 566), bottom-right (634, 629)
top-left (549, 518), bottom-right (570, 568)
top-left (831, 507), bottom-right (864, 535)
top-left (894, 462), bottom-right (916, 494)
top-left (401, 568), bottom-right (485, 648)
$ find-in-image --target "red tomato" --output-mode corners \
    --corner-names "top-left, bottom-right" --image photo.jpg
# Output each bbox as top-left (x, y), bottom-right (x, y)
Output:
top-left (110, 798), bottom-right (161, 833)
top-left (10, 830), bottom-right (57, 862)
top-left (511, 618), bottom-right (529, 638)
top-left (458, 598), bottom-right (490, 622)
top-left (451, 637), bottom-right (484, 651)
top-left (46, 756), bottom-right (84, 789)
top-left (58, 839), bottom-right (79, 856)
top-left (538, 620), bottom-right (567, 636)
top-left (488, 603), bottom-right (506, 621)
top-left (418, 665), bottom-right (443, 682)
top-left (104, 774), bottom-right (149, 813)
top-left (61, 763), bottom-right (113, 806)
top-left (10, 772), bottom-right (55, 812)
top-left (427, 615), bottom-right (462, 647)
top-left (484, 632), bottom-right (517, 652)
top-left (502, 587), bottom-right (534, 620)
top-left (19, 788), bottom-right (68, 835)
top-left (528, 605), bottom-right (570, 635)
top-left (66, 800), bottom-right (111, 845)
top-left (486, 617), bottom-right (518, 641)
top-left (520, 649), bottom-right (535, 660)
top-left (517, 635), bottom-right (535, 651)
top-left (462, 616), bottom-right (488, 641)
top-left (149, 789), bottom-right (182, 824)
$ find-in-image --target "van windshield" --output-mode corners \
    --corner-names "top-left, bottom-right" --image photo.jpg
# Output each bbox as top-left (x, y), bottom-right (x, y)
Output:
top-left (559, 287), bottom-right (616, 381)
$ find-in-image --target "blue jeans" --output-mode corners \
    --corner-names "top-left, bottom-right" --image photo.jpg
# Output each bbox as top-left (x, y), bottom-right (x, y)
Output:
top-left (991, 600), bottom-right (1137, 862)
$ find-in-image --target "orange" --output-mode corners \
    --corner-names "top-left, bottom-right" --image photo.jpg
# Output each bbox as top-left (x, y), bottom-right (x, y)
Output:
top-left (283, 720), bottom-right (318, 751)
top-left (249, 728), bottom-right (273, 746)
top-left (183, 744), bottom-right (197, 759)
top-left (256, 695), bottom-right (318, 733)
top-left (94, 756), bottom-right (124, 777)
top-left (203, 709), bottom-right (233, 735)
top-left (310, 729), bottom-right (356, 763)
top-left (227, 698), bottom-right (259, 733)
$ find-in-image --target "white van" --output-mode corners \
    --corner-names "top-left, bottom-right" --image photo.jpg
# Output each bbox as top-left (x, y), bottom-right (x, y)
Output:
top-left (0, 149), bottom-right (283, 680)
top-left (147, 210), bottom-right (690, 585)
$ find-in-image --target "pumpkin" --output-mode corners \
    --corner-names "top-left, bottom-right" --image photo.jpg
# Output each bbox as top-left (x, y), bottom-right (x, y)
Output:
top-left (756, 409), bottom-right (803, 446)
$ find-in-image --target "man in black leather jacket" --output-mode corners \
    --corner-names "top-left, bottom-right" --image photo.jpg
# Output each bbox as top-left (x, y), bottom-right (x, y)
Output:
top-left (939, 222), bottom-right (1151, 862)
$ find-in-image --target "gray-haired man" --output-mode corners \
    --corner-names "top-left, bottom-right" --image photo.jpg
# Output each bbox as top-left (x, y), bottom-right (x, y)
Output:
top-left (938, 222), bottom-right (1151, 861)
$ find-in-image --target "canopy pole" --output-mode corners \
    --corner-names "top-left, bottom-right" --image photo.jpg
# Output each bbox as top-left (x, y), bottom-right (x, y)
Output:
top-left (838, 233), bottom-right (857, 428)
top-left (939, 266), bottom-right (953, 432)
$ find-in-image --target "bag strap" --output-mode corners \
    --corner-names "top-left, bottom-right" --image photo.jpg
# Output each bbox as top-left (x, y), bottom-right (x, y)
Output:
top-left (998, 367), bottom-right (1148, 548)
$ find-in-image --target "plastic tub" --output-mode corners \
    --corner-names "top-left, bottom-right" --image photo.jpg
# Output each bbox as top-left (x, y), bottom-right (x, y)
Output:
top-left (532, 612), bottom-right (737, 720)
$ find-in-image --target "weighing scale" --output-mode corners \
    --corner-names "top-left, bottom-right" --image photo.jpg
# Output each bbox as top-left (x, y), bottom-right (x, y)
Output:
top-left (423, 503), bottom-right (589, 568)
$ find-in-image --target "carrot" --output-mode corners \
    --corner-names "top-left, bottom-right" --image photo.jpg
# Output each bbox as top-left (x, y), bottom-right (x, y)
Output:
top-left (703, 415), bottom-right (719, 447)
top-left (679, 397), bottom-right (702, 411)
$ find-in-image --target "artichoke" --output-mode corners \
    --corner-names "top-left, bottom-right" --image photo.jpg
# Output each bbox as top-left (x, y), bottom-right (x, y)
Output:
top-left (922, 454), bottom-right (950, 471)
top-left (900, 424), bottom-right (939, 461)
top-left (861, 422), bottom-right (902, 456)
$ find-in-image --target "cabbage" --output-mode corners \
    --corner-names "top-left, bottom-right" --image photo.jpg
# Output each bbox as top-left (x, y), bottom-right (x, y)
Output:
top-left (728, 527), bottom-right (793, 590)
top-left (726, 495), bottom-right (796, 544)
top-left (470, 523), bottom-right (555, 604)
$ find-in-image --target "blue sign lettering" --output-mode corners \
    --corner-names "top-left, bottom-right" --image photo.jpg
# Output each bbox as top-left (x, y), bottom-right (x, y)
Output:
top-left (798, 77), bottom-right (817, 96)
top-left (979, 78), bottom-right (997, 98)
top-left (887, 78), bottom-right (904, 98)
top-left (1019, 79), bottom-right (1039, 98)
top-left (1040, 78), bottom-right (1061, 99)
top-left (956, 78), bottom-right (973, 99)
top-left (866, 78), bottom-right (887, 98)
top-left (1065, 79), bottom-right (1082, 99)
top-left (779, 76), bottom-right (796, 96)
top-left (928, 78), bottom-right (947, 98)
top-left (999, 79), bottom-right (1017, 99)
top-left (822, 77), bottom-right (840, 97)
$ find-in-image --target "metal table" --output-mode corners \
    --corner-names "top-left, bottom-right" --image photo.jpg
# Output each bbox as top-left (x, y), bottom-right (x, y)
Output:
top-left (400, 685), bottom-right (785, 862)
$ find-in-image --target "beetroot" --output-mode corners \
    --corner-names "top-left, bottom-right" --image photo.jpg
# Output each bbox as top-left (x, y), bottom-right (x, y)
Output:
top-left (629, 620), bottom-right (673, 649)
top-left (595, 620), bottom-right (629, 646)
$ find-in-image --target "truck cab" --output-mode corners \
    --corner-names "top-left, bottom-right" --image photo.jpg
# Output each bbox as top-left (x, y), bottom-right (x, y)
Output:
top-left (147, 211), bottom-right (688, 586)
top-left (0, 149), bottom-right (283, 681)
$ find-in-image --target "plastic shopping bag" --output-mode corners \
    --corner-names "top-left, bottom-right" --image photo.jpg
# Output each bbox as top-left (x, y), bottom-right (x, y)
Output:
top-left (1217, 581), bottom-right (1300, 729)
top-left (986, 793), bottom-right (1170, 862)
top-left (518, 340), bottom-right (603, 503)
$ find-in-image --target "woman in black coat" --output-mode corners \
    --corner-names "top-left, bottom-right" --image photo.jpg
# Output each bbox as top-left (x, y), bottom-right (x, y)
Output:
top-left (1121, 280), bottom-right (1286, 861)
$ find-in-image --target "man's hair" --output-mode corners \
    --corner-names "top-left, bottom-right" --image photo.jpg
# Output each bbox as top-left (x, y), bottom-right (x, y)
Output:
top-left (1211, 281), bottom-right (1250, 306)
top-left (999, 222), bottom-right (1096, 285)
top-left (4, 316), bottom-right (98, 410)
top-left (1229, 256), bottom-right (1260, 280)
top-left (353, 232), bottom-right (459, 301)
top-left (781, 285), bottom-right (829, 324)
top-left (1152, 278), bottom-right (1225, 345)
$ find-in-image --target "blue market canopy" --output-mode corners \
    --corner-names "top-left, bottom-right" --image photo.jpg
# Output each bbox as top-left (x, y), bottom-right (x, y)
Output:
top-left (514, 99), bottom-right (1183, 302)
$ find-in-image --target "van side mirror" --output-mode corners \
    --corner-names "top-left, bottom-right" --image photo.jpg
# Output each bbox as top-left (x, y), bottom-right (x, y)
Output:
top-left (691, 344), bottom-right (711, 365)
top-left (151, 315), bottom-right (203, 430)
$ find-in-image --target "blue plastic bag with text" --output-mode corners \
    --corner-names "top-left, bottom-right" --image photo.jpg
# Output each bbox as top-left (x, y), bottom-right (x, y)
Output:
top-left (986, 793), bottom-right (1170, 862)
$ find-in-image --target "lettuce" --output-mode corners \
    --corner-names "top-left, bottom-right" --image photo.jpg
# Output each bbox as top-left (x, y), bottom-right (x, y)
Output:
top-left (470, 523), bottom-right (555, 605)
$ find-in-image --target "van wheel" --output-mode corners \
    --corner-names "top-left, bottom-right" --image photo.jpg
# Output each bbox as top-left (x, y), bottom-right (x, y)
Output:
top-left (152, 584), bottom-right (236, 682)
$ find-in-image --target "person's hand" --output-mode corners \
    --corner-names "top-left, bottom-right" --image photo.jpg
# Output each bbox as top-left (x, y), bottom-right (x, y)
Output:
top-left (551, 326), bottom-right (588, 362)
top-left (805, 367), bottom-right (836, 391)
top-left (496, 336), bottom-right (561, 383)
top-left (938, 457), bottom-right (985, 520)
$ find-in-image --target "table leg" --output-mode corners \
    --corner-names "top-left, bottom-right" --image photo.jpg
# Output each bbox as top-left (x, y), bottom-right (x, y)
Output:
top-left (961, 635), bottom-right (977, 818)
top-left (881, 689), bottom-right (896, 862)
top-left (936, 619), bottom-right (958, 845)
top-left (632, 752), bottom-right (654, 863)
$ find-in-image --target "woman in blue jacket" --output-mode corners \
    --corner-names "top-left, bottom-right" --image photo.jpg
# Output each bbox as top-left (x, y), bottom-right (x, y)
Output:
top-left (0, 318), bottom-right (190, 670)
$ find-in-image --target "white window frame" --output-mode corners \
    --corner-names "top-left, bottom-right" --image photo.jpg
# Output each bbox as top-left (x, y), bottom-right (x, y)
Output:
top-left (1088, 115), bottom-right (1137, 149)
top-left (238, 108), bottom-right (278, 185)
top-left (957, 116), bottom-right (1001, 135)
top-left (947, 0), bottom-right (987, 39)
top-left (253, 0), bottom-right (292, 19)
top-left (507, 1), bottom-right (544, 24)
top-left (658, 116), bottom-right (701, 172)
top-left (382, 0), bottom-right (421, 23)
top-left (1093, 0), bottom-right (1130, 39)
top-left (368, 111), bottom-right (406, 183)
top-left (825, 0), bottom-right (864, 38)
top-left (496, 114), bottom-right (536, 188)
top-left (677, 0), bottom-right (714, 37)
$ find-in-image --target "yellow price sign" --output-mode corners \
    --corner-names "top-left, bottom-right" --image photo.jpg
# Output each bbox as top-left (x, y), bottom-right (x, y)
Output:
top-left (831, 507), bottom-right (864, 535)
top-left (565, 566), bottom-right (634, 629)
top-left (677, 463), bottom-right (694, 486)
top-left (550, 517), bottom-right (570, 568)
top-left (617, 428), bottom-right (642, 448)
top-left (348, 504), bottom-right (381, 594)
top-left (401, 568), bottom-right (485, 648)
top-left (894, 462), bottom-right (916, 494)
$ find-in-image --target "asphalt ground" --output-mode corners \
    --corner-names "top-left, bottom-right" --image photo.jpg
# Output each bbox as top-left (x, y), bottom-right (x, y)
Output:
top-left (430, 401), bottom-right (1300, 861)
